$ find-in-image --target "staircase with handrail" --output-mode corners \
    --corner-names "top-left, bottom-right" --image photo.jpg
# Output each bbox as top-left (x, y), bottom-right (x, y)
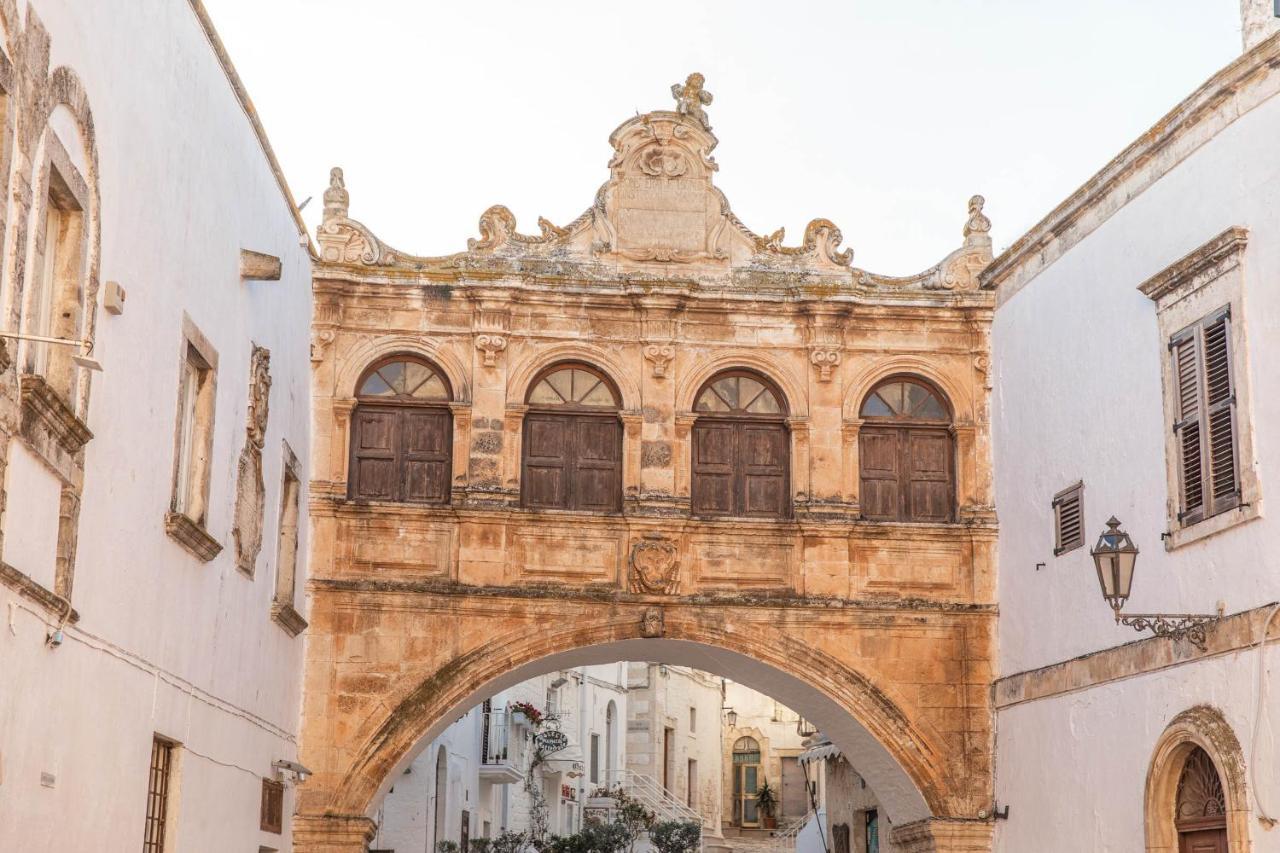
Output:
top-left (607, 769), bottom-right (706, 827)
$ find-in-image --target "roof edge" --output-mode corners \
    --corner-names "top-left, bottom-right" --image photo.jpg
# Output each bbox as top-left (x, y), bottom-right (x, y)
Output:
top-left (980, 32), bottom-right (1280, 301)
top-left (186, 0), bottom-right (316, 257)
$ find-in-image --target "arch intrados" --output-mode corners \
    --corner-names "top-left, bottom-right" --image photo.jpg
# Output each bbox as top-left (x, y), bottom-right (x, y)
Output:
top-left (860, 374), bottom-right (953, 422)
top-left (354, 353), bottom-right (453, 402)
top-left (525, 361), bottom-right (621, 410)
top-left (694, 368), bottom-right (789, 417)
top-left (346, 637), bottom-right (936, 829)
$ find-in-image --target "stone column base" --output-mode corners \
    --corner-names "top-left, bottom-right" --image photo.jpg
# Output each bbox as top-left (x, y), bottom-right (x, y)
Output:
top-left (293, 814), bottom-right (377, 853)
top-left (890, 818), bottom-right (994, 852)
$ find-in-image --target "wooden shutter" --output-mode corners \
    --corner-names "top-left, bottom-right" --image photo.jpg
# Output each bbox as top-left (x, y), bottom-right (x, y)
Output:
top-left (858, 428), bottom-right (900, 521)
top-left (692, 420), bottom-right (736, 516)
top-left (740, 422), bottom-right (788, 517)
top-left (260, 778), bottom-right (284, 834)
top-left (572, 416), bottom-right (622, 512)
top-left (1202, 311), bottom-right (1239, 515)
top-left (1052, 482), bottom-right (1084, 555)
top-left (904, 429), bottom-right (952, 522)
top-left (523, 413), bottom-right (571, 509)
top-left (1171, 308), bottom-right (1239, 525)
top-left (350, 407), bottom-right (398, 500)
top-left (401, 409), bottom-right (452, 503)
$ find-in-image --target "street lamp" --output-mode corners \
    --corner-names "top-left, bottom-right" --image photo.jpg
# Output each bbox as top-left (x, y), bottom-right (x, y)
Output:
top-left (724, 707), bottom-right (737, 728)
top-left (1090, 516), bottom-right (1220, 650)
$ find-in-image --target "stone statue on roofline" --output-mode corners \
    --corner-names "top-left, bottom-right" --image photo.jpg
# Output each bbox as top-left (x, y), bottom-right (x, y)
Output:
top-left (671, 72), bottom-right (713, 129)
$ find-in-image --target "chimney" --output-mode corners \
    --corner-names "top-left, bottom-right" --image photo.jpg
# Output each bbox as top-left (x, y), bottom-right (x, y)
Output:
top-left (1241, 0), bottom-right (1280, 51)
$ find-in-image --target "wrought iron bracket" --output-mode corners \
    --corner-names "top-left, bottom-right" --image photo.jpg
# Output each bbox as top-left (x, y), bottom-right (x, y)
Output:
top-left (1116, 612), bottom-right (1217, 650)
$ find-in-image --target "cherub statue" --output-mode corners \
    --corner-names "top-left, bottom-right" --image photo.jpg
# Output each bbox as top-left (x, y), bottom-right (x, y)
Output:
top-left (670, 72), bottom-right (713, 129)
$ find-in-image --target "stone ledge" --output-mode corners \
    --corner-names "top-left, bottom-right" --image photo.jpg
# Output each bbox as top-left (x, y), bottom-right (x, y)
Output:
top-left (164, 512), bottom-right (223, 562)
top-left (0, 560), bottom-right (79, 623)
top-left (271, 601), bottom-right (308, 636)
top-left (890, 818), bottom-right (994, 852)
top-left (994, 602), bottom-right (1280, 709)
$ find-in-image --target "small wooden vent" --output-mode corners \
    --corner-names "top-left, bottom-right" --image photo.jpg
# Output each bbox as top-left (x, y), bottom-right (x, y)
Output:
top-left (1052, 482), bottom-right (1084, 556)
top-left (261, 778), bottom-right (284, 834)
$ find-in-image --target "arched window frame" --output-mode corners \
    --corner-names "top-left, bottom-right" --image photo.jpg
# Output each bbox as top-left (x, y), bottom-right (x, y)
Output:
top-left (520, 362), bottom-right (623, 513)
top-left (731, 735), bottom-right (764, 827)
top-left (348, 354), bottom-right (454, 504)
top-left (690, 369), bottom-right (791, 519)
top-left (857, 375), bottom-right (956, 523)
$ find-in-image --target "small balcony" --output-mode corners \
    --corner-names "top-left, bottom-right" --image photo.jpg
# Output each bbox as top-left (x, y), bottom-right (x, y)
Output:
top-left (479, 711), bottom-right (523, 784)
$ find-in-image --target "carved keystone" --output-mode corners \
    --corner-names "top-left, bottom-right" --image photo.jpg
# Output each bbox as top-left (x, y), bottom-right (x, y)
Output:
top-left (629, 537), bottom-right (680, 595)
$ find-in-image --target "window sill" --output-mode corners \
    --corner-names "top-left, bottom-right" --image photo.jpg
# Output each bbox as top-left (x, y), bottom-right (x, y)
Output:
top-left (1165, 501), bottom-right (1262, 550)
top-left (164, 512), bottom-right (223, 562)
top-left (0, 560), bottom-right (79, 623)
top-left (271, 601), bottom-right (308, 637)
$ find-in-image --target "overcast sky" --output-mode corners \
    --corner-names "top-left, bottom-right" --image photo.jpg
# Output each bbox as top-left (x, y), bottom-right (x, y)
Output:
top-left (204, 0), bottom-right (1241, 275)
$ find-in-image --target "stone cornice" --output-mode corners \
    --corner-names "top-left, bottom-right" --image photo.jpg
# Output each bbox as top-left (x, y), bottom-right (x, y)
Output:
top-left (0, 560), bottom-right (80, 623)
top-left (981, 32), bottom-right (1280, 298)
top-left (1137, 225), bottom-right (1248, 304)
top-left (308, 575), bottom-right (999, 616)
top-left (20, 374), bottom-right (93, 454)
top-left (994, 602), bottom-right (1280, 710)
top-left (164, 511), bottom-right (223, 562)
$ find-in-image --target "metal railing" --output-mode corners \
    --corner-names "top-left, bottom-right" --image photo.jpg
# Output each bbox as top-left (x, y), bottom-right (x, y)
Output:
top-left (482, 710), bottom-right (510, 764)
top-left (606, 769), bottom-right (705, 826)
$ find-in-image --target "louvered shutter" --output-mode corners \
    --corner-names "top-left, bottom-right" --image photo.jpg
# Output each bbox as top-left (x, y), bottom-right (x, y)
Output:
top-left (1202, 309), bottom-right (1239, 516)
top-left (1171, 328), bottom-right (1206, 523)
top-left (1171, 307), bottom-right (1239, 526)
top-left (1052, 483), bottom-right (1083, 555)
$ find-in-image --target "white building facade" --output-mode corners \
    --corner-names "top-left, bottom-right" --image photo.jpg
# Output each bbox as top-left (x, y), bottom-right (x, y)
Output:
top-left (0, 1), bottom-right (313, 851)
top-left (988, 6), bottom-right (1280, 852)
top-left (375, 665), bottom-right (629, 853)
top-left (721, 680), bottom-right (808, 832)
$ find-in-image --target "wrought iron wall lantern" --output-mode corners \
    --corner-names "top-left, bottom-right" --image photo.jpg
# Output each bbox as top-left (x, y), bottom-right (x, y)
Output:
top-left (1091, 517), bottom-right (1221, 650)
top-left (724, 707), bottom-right (737, 728)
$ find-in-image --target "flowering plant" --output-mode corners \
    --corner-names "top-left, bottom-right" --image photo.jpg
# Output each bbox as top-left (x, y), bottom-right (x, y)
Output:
top-left (509, 700), bottom-right (544, 725)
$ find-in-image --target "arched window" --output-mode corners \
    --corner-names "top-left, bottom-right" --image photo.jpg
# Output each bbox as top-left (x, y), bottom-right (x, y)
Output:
top-left (522, 364), bottom-right (622, 512)
top-left (858, 377), bottom-right (954, 522)
top-left (732, 736), bottom-right (763, 827)
top-left (692, 371), bottom-right (789, 518)
top-left (1174, 747), bottom-right (1227, 850)
top-left (349, 356), bottom-right (452, 503)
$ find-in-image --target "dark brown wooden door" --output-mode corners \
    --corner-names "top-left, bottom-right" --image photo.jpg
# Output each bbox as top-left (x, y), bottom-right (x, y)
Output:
top-left (692, 419), bottom-right (789, 518)
top-left (349, 404), bottom-right (452, 503)
top-left (859, 426), bottom-right (952, 522)
top-left (1179, 829), bottom-right (1228, 853)
top-left (521, 413), bottom-right (621, 511)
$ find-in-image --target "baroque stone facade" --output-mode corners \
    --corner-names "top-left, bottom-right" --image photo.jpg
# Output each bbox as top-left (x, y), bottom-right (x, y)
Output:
top-left (303, 78), bottom-right (998, 852)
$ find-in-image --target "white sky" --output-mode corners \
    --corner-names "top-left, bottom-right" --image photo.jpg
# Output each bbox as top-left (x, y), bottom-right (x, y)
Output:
top-left (205, 0), bottom-right (1241, 275)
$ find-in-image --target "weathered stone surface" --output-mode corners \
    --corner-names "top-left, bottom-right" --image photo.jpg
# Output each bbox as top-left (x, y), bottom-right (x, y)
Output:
top-left (301, 78), bottom-right (998, 851)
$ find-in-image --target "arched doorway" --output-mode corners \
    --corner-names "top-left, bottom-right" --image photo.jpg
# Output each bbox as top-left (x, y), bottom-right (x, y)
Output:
top-left (731, 736), bottom-right (763, 827)
top-left (1174, 747), bottom-right (1227, 852)
top-left (605, 700), bottom-right (617, 783)
top-left (1144, 705), bottom-right (1251, 853)
top-left (433, 745), bottom-right (448, 853)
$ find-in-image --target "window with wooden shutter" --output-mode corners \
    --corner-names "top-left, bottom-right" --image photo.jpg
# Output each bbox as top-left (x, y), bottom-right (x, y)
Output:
top-left (691, 371), bottom-right (790, 519)
top-left (1171, 307), bottom-right (1239, 526)
top-left (1051, 482), bottom-right (1084, 555)
top-left (142, 736), bottom-right (176, 853)
top-left (521, 364), bottom-right (622, 512)
top-left (349, 356), bottom-right (453, 503)
top-left (260, 778), bottom-right (284, 834)
top-left (858, 378), bottom-right (954, 522)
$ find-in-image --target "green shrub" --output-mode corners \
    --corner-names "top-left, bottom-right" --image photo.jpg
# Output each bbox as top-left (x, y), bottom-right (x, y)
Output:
top-left (648, 820), bottom-right (701, 853)
top-left (438, 842), bottom-right (461, 853)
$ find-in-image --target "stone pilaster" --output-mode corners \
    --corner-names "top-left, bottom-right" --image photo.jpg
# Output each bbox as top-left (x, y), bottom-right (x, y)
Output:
top-left (292, 813), bottom-right (376, 853)
top-left (890, 818), bottom-right (994, 853)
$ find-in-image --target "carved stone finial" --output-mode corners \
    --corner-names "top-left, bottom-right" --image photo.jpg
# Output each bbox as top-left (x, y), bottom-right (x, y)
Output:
top-left (670, 72), bottom-right (713, 129)
top-left (963, 194), bottom-right (991, 247)
top-left (323, 167), bottom-right (349, 223)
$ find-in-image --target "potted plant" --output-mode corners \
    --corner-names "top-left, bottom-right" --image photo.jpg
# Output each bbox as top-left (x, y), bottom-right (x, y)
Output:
top-left (509, 700), bottom-right (544, 728)
top-left (755, 782), bottom-right (778, 830)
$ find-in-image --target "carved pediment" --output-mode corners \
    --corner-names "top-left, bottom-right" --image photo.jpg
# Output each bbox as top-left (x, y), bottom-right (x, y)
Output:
top-left (315, 75), bottom-right (993, 294)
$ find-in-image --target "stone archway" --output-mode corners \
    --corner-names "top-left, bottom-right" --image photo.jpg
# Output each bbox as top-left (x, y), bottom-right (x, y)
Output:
top-left (293, 587), bottom-right (994, 853)
top-left (303, 76), bottom-right (999, 853)
top-left (1144, 705), bottom-right (1252, 852)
